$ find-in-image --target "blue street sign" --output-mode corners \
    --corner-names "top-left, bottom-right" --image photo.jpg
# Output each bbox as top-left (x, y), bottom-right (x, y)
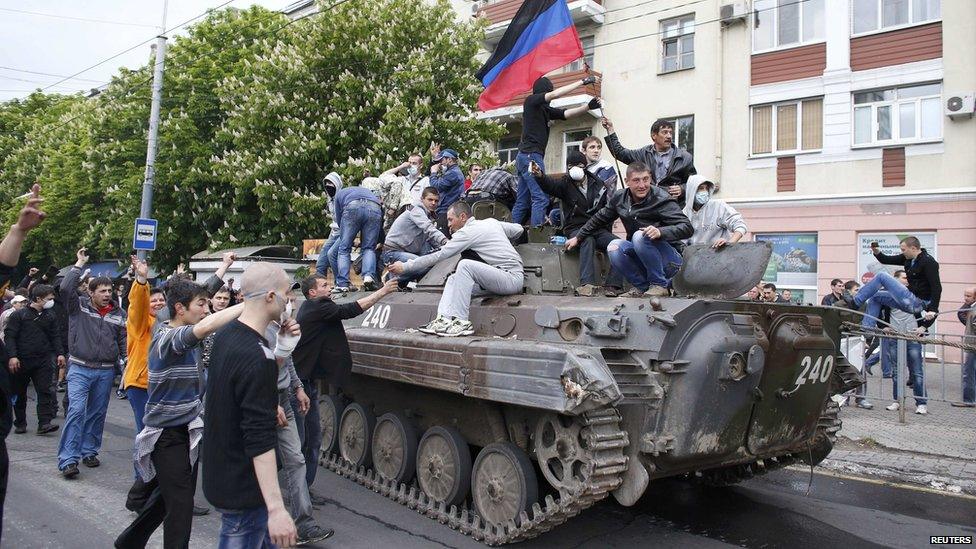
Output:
top-left (133, 218), bottom-right (158, 251)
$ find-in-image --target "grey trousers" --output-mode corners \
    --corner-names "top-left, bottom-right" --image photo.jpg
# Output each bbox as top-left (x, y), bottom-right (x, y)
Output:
top-left (438, 259), bottom-right (523, 320)
top-left (277, 392), bottom-right (316, 536)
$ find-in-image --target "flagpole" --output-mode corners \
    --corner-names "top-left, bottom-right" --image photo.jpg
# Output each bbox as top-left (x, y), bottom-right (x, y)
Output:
top-left (584, 62), bottom-right (624, 190)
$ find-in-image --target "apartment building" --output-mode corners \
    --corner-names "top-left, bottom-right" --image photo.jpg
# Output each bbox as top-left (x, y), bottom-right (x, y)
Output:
top-left (470, 0), bottom-right (975, 331)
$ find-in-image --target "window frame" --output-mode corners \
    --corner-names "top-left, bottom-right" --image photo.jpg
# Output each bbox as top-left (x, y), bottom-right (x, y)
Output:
top-left (496, 136), bottom-right (520, 165)
top-left (749, 97), bottom-right (824, 158)
top-left (564, 35), bottom-right (595, 73)
top-left (751, 0), bottom-right (826, 54)
top-left (661, 115), bottom-right (695, 155)
top-left (659, 14), bottom-right (695, 74)
top-left (850, 82), bottom-right (943, 148)
top-left (850, 0), bottom-right (942, 38)
top-left (562, 129), bottom-right (592, 167)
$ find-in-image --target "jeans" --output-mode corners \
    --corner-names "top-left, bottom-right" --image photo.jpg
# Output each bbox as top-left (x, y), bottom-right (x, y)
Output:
top-left (11, 356), bottom-right (56, 428)
top-left (569, 228), bottom-right (622, 288)
top-left (277, 393), bottom-right (315, 536)
top-left (891, 341), bottom-right (926, 405)
top-left (607, 232), bottom-right (682, 291)
top-left (439, 259), bottom-right (524, 320)
top-left (295, 380), bottom-right (321, 487)
top-left (57, 364), bottom-right (114, 470)
top-left (512, 152), bottom-right (548, 226)
top-left (127, 386), bottom-right (149, 479)
top-left (855, 272), bottom-right (927, 329)
top-left (336, 201), bottom-right (383, 288)
top-left (878, 338), bottom-right (897, 378)
top-left (115, 426), bottom-right (196, 549)
top-left (217, 506), bottom-right (274, 549)
top-left (962, 349), bottom-right (975, 404)
top-left (314, 233), bottom-right (340, 277)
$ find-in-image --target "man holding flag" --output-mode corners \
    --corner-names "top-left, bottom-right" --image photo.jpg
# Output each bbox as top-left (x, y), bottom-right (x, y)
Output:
top-left (475, 0), bottom-right (601, 227)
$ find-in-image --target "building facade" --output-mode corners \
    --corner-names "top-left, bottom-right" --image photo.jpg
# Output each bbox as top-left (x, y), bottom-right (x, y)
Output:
top-left (470, 0), bottom-right (975, 341)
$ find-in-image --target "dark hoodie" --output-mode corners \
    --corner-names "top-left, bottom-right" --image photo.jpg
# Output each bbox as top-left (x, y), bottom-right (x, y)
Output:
top-left (518, 77), bottom-right (566, 155)
top-left (534, 151), bottom-right (613, 234)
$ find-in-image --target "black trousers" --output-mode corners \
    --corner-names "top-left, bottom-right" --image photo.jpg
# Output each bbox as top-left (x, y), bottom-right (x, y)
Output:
top-left (11, 356), bottom-right (56, 428)
top-left (0, 437), bottom-right (8, 544)
top-left (116, 426), bottom-right (195, 549)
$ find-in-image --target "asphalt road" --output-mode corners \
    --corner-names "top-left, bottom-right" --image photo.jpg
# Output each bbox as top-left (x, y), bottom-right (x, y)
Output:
top-left (5, 394), bottom-right (975, 548)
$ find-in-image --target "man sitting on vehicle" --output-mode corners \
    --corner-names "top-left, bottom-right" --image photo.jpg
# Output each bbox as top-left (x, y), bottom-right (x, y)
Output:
top-left (382, 187), bottom-right (447, 286)
top-left (387, 202), bottom-right (524, 337)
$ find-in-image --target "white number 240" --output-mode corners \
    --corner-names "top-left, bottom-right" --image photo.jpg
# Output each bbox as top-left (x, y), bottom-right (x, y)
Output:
top-left (361, 304), bottom-right (391, 329)
top-left (794, 355), bottom-right (834, 387)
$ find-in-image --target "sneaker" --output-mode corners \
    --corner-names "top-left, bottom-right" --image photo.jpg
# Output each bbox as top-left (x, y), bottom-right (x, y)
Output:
top-left (331, 286), bottom-right (350, 295)
top-left (886, 402), bottom-right (900, 411)
top-left (419, 315), bottom-right (453, 335)
top-left (950, 402), bottom-right (976, 408)
top-left (192, 504), bottom-right (210, 516)
top-left (644, 285), bottom-right (670, 297)
top-left (82, 455), bottom-right (100, 468)
top-left (575, 284), bottom-right (599, 297)
top-left (915, 404), bottom-right (928, 415)
top-left (855, 400), bottom-right (874, 410)
top-left (438, 318), bottom-right (475, 337)
top-left (14, 424), bottom-right (26, 434)
top-left (116, 388), bottom-right (128, 400)
top-left (297, 525), bottom-right (335, 546)
top-left (61, 463), bottom-right (79, 479)
top-left (37, 423), bottom-right (59, 435)
top-left (362, 276), bottom-right (377, 291)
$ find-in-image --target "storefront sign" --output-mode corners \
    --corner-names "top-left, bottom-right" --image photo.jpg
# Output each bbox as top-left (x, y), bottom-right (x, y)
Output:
top-left (857, 232), bottom-right (937, 283)
top-left (755, 233), bottom-right (818, 288)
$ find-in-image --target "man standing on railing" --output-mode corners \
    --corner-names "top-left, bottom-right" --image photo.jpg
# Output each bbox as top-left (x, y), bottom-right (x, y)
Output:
top-left (954, 287), bottom-right (976, 408)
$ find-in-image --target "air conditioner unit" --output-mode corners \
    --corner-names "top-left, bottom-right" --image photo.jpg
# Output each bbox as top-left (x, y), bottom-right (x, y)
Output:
top-left (945, 93), bottom-right (975, 119)
top-left (720, 0), bottom-right (749, 25)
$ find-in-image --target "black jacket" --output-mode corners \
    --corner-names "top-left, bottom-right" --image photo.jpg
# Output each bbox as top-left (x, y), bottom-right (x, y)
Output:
top-left (535, 170), bottom-right (612, 234)
top-left (292, 296), bottom-right (363, 386)
top-left (4, 306), bottom-right (63, 359)
top-left (874, 249), bottom-right (941, 313)
top-left (0, 263), bottom-right (14, 439)
top-left (604, 134), bottom-right (696, 206)
top-left (578, 186), bottom-right (693, 252)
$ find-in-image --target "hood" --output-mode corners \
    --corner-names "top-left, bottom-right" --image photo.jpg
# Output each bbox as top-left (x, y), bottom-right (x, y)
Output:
top-left (324, 171), bottom-right (344, 191)
top-left (683, 174), bottom-right (714, 218)
top-left (532, 76), bottom-right (553, 94)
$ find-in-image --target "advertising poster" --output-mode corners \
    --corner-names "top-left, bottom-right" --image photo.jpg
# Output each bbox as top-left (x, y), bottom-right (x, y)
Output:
top-left (755, 233), bottom-right (818, 287)
top-left (857, 232), bottom-right (937, 283)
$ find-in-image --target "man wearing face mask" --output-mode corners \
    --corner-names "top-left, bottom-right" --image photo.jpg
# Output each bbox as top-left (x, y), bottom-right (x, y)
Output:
top-left (681, 175), bottom-right (747, 249)
top-left (5, 284), bottom-right (63, 435)
top-left (531, 150), bottom-right (618, 296)
top-left (383, 154), bottom-right (429, 205)
top-left (514, 75), bottom-right (602, 226)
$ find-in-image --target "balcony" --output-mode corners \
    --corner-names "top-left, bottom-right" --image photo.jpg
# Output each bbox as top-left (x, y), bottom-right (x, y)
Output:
top-left (478, 69), bottom-right (602, 120)
top-left (475, 0), bottom-right (606, 43)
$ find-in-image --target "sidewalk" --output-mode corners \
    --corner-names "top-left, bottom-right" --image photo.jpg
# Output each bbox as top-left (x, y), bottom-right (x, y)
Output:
top-left (822, 399), bottom-right (976, 495)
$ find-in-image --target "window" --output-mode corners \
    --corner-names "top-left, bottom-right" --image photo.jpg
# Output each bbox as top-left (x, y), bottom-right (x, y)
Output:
top-left (497, 137), bottom-right (519, 165)
top-left (660, 15), bottom-right (694, 73)
top-left (852, 0), bottom-right (940, 35)
top-left (753, 0), bottom-right (825, 52)
top-left (662, 115), bottom-right (695, 155)
top-left (852, 82), bottom-right (942, 146)
top-left (751, 98), bottom-right (823, 155)
top-left (564, 36), bottom-right (595, 73)
top-left (563, 130), bottom-right (591, 165)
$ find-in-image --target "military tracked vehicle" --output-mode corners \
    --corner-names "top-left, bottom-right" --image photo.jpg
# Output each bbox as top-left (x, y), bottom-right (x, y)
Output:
top-left (318, 236), bottom-right (861, 545)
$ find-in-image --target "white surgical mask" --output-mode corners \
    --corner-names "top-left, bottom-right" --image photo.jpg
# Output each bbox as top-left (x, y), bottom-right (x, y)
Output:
top-left (407, 165), bottom-right (418, 176)
top-left (568, 166), bottom-right (585, 182)
top-left (280, 299), bottom-right (293, 325)
top-left (694, 191), bottom-right (710, 206)
top-left (43, 300), bottom-right (55, 310)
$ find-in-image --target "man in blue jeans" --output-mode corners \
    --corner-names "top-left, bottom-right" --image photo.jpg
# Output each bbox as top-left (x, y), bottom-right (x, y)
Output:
top-left (566, 161), bottom-right (692, 297)
top-left (57, 247), bottom-right (126, 479)
top-left (314, 172), bottom-right (343, 278)
top-left (332, 184), bottom-right (382, 293)
top-left (513, 75), bottom-right (601, 226)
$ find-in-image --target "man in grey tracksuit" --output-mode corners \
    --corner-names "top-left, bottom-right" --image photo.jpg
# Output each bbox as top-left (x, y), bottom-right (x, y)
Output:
top-left (382, 187), bottom-right (448, 285)
top-left (57, 248), bottom-right (127, 478)
top-left (681, 175), bottom-right (748, 248)
top-left (388, 201), bottom-right (524, 337)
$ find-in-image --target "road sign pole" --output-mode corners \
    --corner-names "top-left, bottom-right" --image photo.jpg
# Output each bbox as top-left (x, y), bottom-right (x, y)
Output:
top-left (138, 0), bottom-right (168, 260)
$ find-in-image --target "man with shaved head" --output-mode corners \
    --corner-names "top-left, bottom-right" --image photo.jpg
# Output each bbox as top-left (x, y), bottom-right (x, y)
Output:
top-left (202, 262), bottom-right (302, 548)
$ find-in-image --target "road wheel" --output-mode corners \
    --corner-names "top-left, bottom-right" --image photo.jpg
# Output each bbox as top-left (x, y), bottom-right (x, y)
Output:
top-left (339, 402), bottom-right (376, 468)
top-left (371, 412), bottom-right (419, 484)
top-left (416, 426), bottom-right (471, 508)
top-left (319, 394), bottom-right (346, 458)
top-left (472, 442), bottom-right (538, 527)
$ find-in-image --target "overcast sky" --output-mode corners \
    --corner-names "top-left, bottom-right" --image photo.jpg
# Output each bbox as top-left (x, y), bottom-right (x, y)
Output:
top-left (0, 0), bottom-right (283, 103)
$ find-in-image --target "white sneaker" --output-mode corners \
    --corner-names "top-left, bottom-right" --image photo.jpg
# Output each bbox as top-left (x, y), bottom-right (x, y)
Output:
top-left (915, 404), bottom-right (928, 415)
top-left (362, 276), bottom-right (377, 291)
top-left (886, 402), bottom-right (900, 411)
top-left (419, 315), bottom-right (452, 335)
top-left (438, 318), bottom-right (475, 337)
top-left (331, 286), bottom-right (349, 295)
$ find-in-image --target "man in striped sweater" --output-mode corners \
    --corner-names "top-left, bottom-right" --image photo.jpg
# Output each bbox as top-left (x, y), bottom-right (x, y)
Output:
top-left (115, 280), bottom-right (243, 549)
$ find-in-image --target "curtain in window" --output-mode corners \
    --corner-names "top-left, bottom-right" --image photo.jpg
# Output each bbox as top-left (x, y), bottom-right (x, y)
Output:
top-left (801, 99), bottom-right (823, 150)
top-left (752, 106), bottom-right (773, 154)
top-left (777, 103), bottom-right (798, 151)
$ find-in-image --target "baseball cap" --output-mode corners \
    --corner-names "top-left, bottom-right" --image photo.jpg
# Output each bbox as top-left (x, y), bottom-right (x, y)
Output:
top-left (439, 149), bottom-right (459, 160)
top-left (11, 295), bottom-right (27, 303)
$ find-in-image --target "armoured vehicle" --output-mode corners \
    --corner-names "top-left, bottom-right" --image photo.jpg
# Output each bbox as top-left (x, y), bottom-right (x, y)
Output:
top-left (318, 237), bottom-right (861, 545)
